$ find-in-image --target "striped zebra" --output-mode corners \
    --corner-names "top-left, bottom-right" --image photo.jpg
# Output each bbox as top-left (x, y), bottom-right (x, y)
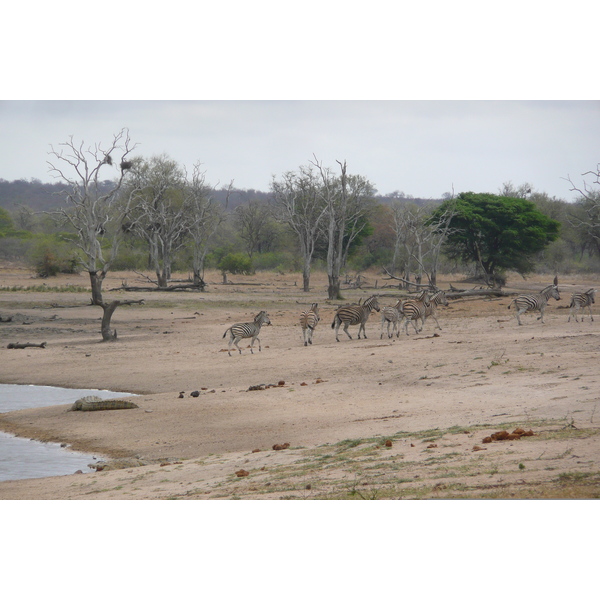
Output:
top-left (331, 295), bottom-right (380, 342)
top-left (507, 284), bottom-right (560, 325)
top-left (400, 289), bottom-right (449, 335)
top-left (222, 310), bottom-right (271, 356)
top-left (568, 289), bottom-right (596, 322)
top-left (380, 300), bottom-right (403, 339)
top-left (300, 303), bottom-right (320, 346)
top-left (421, 290), bottom-right (449, 332)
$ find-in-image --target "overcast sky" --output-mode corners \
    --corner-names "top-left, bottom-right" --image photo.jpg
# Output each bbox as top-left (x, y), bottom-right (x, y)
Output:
top-left (1, 100), bottom-right (598, 201)
top-left (2, 5), bottom-right (598, 203)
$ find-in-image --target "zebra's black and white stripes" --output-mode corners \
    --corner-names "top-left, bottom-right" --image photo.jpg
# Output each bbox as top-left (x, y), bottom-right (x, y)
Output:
top-left (222, 310), bottom-right (271, 356)
top-left (300, 303), bottom-right (320, 346)
top-left (331, 295), bottom-right (380, 341)
top-left (568, 289), bottom-right (596, 322)
top-left (507, 284), bottom-right (560, 325)
top-left (380, 300), bottom-right (403, 339)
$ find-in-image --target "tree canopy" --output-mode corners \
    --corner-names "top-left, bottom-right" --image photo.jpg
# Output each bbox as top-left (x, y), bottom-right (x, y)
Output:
top-left (429, 192), bottom-right (560, 282)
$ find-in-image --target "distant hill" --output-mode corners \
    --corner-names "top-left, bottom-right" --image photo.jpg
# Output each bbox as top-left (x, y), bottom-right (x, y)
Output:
top-left (0, 178), bottom-right (440, 214)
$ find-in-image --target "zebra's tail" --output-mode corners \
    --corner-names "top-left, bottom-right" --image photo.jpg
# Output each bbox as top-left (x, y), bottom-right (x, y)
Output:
top-left (507, 299), bottom-right (515, 309)
top-left (222, 328), bottom-right (230, 339)
top-left (331, 315), bottom-right (338, 329)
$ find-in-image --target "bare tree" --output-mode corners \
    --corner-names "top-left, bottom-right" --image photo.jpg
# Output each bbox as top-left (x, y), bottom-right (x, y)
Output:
top-left (391, 202), bottom-right (426, 287)
top-left (312, 157), bottom-right (376, 300)
top-left (187, 166), bottom-right (229, 286)
top-left (271, 165), bottom-right (328, 291)
top-left (128, 155), bottom-right (190, 288)
top-left (391, 194), bottom-right (457, 288)
top-left (47, 128), bottom-right (144, 341)
top-left (234, 200), bottom-right (274, 257)
top-left (565, 164), bottom-right (600, 255)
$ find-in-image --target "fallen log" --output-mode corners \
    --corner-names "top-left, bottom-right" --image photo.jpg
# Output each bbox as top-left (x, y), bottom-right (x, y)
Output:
top-left (7, 341), bottom-right (47, 349)
top-left (110, 283), bottom-right (205, 292)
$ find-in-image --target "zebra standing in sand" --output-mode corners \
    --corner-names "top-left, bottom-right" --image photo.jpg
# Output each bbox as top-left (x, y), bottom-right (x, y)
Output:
top-left (331, 295), bottom-right (380, 342)
top-left (223, 310), bottom-right (271, 356)
top-left (300, 303), bottom-right (320, 346)
top-left (568, 289), bottom-right (596, 322)
top-left (380, 299), bottom-right (403, 339)
top-left (507, 284), bottom-right (560, 325)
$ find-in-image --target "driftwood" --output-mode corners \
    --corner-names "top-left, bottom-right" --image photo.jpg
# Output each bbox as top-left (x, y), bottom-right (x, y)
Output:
top-left (0, 316), bottom-right (13, 322)
top-left (7, 341), bottom-right (47, 349)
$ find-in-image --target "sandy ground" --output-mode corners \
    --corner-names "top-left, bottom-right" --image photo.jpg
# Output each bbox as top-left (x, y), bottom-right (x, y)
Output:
top-left (1, 265), bottom-right (599, 500)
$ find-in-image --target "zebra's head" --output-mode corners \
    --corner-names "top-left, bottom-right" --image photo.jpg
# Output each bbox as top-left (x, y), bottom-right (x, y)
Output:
top-left (365, 295), bottom-right (380, 312)
top-left (255, 311), bottom-right (271, 326)
top-left (432, 290), bottom-right (449, 306)
top-left (551, 285), bottom-right (560, 301)
top-left (587, 289), bottom-right (596, 304)
top-left (310, 303), bottom-right (320, 319)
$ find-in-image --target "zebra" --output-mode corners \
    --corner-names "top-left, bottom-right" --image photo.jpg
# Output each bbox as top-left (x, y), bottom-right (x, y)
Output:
top-left (331, 295), bottom-right (380, 342)
top-left (420, 290), bottom-right (449, 332)
top-left (222, 310), bottom-right (271, 356)
top-left (380, 300), bottom-right (403, 339)
top-left (398, 288), bottom-right (449, 335)
top-left (300, 303), bottom-right (320, 346)
top-left (507, 284), bottom-right (560, 325)
top-left (568, 289), bottom-right (596, 322)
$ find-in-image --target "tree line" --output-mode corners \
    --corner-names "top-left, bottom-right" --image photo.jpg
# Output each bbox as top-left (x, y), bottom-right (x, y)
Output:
top-left (1, 129), bottom-right (599, 308)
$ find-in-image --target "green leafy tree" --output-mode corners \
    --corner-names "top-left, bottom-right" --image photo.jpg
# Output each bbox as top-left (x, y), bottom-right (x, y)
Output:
top-left (429, 192), bottom-right (560, 285)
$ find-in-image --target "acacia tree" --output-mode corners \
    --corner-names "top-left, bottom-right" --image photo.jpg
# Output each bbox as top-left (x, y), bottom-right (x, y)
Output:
top-left (271, 165), bottom-right (328, 292)
top-left (47, 129), bottom-right (144, 341)
top-left (313, 158), bottom-right (376, 300)
top-left (429, 192), bottom-right (560, 285)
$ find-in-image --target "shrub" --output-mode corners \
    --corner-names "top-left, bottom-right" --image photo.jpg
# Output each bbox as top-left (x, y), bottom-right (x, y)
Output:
top-left (218, 252), bottom-right (254, 275)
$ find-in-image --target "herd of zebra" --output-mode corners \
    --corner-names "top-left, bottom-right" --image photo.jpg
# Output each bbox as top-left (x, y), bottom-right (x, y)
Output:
top-left (222, 286), bottom-right (596, 355)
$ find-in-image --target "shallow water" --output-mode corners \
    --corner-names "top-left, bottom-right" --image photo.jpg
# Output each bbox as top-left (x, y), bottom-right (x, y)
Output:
top-left (0, 384), bottom-right (135, 482)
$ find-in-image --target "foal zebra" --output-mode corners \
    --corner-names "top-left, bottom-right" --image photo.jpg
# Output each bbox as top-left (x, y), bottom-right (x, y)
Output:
top-left (300, 303), bottom-right (320, 346)
top-left (507, 284), bottom-right (560, 325)
top-left (568, 289), bottom-right (596, 322)
top-left (222, 310), bottom-right (271, 356)
top-left (331, 295), bottom-right (380, 342)
top-left (380, 300), bottom-right (403, 339)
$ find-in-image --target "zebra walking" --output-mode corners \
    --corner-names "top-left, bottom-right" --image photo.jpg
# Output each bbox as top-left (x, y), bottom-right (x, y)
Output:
top-left (222, 310), bottom-right (271, 356)
top-left (380, 300), bottom-right (403, 339)
top-left (331, 295), bottom-right (380, 342)
top-left (568, 289), bottom-right (596, 322)
top-left (400, 290), bottom-right (432, 335)
top-left (300, 303), bottom-right (320, 346)
top-left (507, 284), bottom-right (560, 325)
top-left (420, 290), bottom-right (449, 332)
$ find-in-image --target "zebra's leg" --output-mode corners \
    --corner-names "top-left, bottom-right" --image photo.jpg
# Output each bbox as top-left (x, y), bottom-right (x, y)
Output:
top-left (589, 306), bottom-right (594, 321)
top-left (431, 315), bottom-right (442, 330)
top-left (302, 327), bottom-right (308, 346)
top-left (537, 307), bottom-right (545, 323)
top-left (516, 308), bottom-right (524, 326)
top-left (250, 334), bottom-right (261, 353)
top-left (334, 321), bottom-right (341, 342)
top-left (232, 335), bottom-right (243, 355)
top-left (343, 323), bottom-right (353, 340)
